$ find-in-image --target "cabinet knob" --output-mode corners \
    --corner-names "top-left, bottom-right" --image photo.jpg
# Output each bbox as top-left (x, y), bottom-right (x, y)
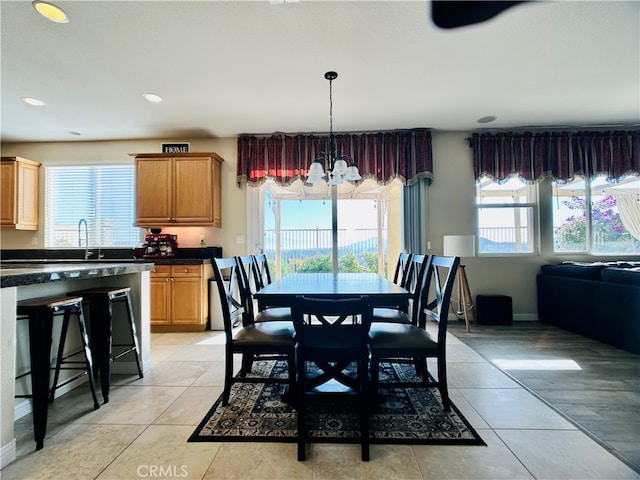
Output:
top-left (183, 268), bottom-right (188, 273)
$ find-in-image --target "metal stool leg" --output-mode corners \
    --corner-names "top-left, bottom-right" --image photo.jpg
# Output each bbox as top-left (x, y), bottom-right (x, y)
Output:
top-left (27, 308), bottom-right (54, 451)
top-left (119, 291), bottom-right (144, 378)
top-left (75, 302), bottom-right (101, 410)
top-left (48, 308), bottom-right (72, 403)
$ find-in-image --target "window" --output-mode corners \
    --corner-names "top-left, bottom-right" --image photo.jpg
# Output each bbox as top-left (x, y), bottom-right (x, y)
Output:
top-left (45, 165), bottom-right (140, 248)
top-left (476, 177), bottom-right (538, 255)
top-left (552, 176), bottom-right (640, 255)
top-left (255, 178), bottom-right (400, 276)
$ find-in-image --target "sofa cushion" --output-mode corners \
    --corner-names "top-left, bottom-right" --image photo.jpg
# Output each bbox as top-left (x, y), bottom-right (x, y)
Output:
top-left (540, 264), bottom-right (605, 280)
top-left (600, 267), bottom-right (640, 286)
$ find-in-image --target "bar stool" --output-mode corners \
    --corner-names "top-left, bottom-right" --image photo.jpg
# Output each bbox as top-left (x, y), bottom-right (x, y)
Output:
top-left (16, 295), bottom-right (100, 450)
top-left (69, 286), bottom-right (143, 403)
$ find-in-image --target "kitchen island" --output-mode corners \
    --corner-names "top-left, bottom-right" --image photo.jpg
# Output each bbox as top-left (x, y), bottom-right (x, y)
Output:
top-left (0, 261), bottom-right (153, 467)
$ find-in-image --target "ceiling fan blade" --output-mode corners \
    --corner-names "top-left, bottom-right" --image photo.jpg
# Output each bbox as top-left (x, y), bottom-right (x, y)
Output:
top-left (431, 1), bottom-right (527, 29)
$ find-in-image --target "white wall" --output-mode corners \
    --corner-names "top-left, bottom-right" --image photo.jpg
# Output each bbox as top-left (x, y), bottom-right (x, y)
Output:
top-left (1, 132), bottom-right (631, 318)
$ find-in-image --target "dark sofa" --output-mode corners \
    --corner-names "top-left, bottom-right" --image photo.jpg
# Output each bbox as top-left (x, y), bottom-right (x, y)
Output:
top-left (536, 262), bottom-right (640, 355)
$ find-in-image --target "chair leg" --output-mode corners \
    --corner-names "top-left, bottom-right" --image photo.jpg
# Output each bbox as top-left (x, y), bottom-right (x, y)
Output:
top-left (370, 357), bottom-right (379, 399)
top-left (297, 357), bottom-right (306, 461)
top-left (222, 350), bottom-right (234, 406)
top-left (239, 353), bottom-right (254, 376)
top-left (360, 358), bottom-right (370, 461)
top-left (437, 358), bottom-right (451, 412)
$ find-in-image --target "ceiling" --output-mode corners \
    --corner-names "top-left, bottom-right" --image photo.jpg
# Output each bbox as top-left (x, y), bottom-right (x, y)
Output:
top-left (1, 0), bottom-right (638, 143)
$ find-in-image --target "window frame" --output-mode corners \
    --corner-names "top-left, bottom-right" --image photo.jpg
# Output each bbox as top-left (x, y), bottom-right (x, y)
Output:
top-left (44, 164), bottom-right (141, 249)
top-left (475, 177), bottom-right (540, 257)
top-left (552, 175), bottom-right (640, 256)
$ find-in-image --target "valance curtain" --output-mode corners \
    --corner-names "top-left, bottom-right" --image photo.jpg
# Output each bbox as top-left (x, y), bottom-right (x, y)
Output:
top-left (467, 130), bottom-right (640, 183)
top-left (236, 129), bottom-right (433, 187)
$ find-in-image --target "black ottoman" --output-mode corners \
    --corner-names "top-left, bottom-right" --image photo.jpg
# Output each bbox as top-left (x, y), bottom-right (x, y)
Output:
top-left (476, 295), bottom-right (513, 325)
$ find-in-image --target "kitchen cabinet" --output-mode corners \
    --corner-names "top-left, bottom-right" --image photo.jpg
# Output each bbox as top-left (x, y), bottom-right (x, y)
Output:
top-left (150, 263), bottom-right (213, 332)
top-left (131, 152), bottom-right (223, 227)
top-left (1, 156), bottom-right (40, 230)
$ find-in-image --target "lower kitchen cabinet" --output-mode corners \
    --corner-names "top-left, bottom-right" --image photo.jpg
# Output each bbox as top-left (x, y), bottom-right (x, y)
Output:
top-left (150, 263), bottom-right (213, 332)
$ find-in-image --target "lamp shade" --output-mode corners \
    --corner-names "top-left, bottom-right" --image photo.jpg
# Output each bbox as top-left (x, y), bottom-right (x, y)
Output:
top-left (443, 235), bottom-right (476, 257)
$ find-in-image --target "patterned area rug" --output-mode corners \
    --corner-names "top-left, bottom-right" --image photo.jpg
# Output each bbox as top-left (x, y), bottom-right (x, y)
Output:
top-left (189, 360), bottom-right (485, 446)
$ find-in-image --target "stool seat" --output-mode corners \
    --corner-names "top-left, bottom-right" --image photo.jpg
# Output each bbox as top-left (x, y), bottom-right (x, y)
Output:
top-left (69, 286), bottom-right (143, 403)
top-left (18, 295), bottom-right (84, 311)
top-left (16, 295), bottom-right (100, 450)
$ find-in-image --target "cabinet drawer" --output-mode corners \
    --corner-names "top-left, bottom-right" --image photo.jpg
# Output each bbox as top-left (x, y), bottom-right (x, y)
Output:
top-left (170, 265), bottom-right (202, 277)
top-left (150, 265), bottom-right (171, 277)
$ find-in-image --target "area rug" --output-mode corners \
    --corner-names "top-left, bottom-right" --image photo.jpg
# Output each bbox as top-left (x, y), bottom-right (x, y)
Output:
top-left (188, 360), bottom-right (485, 446)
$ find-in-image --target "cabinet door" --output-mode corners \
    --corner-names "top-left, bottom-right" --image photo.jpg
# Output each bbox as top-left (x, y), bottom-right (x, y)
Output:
top-left (150, 277), bottom-right (171, 325)
top-left (16, 160), bottom-right (39, 230)
top-left (135, 157), bottom-right (172, 226)
top-left (173, 157), bottom-right (213, 224)
top-left (1, 158), bottom-right (39, 230)
top-left (0, 162), bottom-right (16, 227)
top-left (171, 277), bottom-right (203, 325)
top-left (212, 157), bottom-right (222, 227)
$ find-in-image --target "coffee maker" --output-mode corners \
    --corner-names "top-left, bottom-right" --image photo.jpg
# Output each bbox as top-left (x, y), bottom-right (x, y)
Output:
top-left (134, 229), bottom-right (178, 258)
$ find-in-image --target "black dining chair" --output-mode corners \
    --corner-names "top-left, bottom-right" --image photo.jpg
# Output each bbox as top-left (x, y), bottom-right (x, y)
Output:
top-left (291, 295), bottom-right (373, 462)
top-left (369, 255), bottom-right (459, 411)
top-left (372, 253), bottom-right (429, 325)
top-left (212, 257), bottom-right (296, 406)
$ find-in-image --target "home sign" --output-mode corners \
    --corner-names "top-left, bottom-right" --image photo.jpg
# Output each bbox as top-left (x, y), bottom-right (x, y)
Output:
top-left (162, 143), bottom-right (190, 153)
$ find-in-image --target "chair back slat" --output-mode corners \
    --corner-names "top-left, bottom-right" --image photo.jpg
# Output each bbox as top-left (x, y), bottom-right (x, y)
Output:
top-left (392, 252), bottom-right (413, 287)
top-left (212, 257), bottom-right (246, 338)
top-left (236, 255), bottom-right (260, 325)
top-left (418, 255), bottom-right (460, 345)
top-left (252, 254), bottom-right (272, 289)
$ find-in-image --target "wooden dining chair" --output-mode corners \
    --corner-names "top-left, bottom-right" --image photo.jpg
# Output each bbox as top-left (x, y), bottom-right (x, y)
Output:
top-left (291, 295), bottom-right (373, 462)
top-left (369, 255), bottom-right (460, 411)
top-left (372, 253), bottom-right (429, 325)
top-left (212, 257), bottom-right (296, 406)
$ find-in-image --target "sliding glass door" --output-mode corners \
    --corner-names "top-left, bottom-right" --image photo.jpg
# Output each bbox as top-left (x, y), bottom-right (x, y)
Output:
top-left (257, 178), bottom-right (400, 277)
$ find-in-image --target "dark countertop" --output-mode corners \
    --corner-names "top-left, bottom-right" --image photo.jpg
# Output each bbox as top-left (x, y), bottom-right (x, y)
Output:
top-left (0, 246), bottom-right (222, 270)
top-left (0, 262), bottom-right (154, 288)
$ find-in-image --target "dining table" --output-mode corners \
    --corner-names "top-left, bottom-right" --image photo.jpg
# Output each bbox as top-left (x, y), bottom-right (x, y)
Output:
top-left (254, 272), bottom-right (410, 311)
top-left (253, 272), bottom-right (410, 394)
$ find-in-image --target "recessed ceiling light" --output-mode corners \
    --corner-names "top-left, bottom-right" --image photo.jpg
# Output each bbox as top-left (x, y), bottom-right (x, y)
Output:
top-left (143, 93), bottom-right (163, 103)
top-left (21, 96), bottom-right (46, 107)
top-left (32, 1), bottom-right (69, 23)
top-left (477, 115), bottom-right (497, 124)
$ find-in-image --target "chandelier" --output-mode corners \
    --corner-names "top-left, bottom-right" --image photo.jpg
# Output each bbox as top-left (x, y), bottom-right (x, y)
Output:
top-left (306, 71), bottom-right (361, 185)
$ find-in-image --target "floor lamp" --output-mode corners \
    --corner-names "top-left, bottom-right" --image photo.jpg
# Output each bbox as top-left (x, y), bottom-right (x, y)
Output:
top-left (443, 235), bottom-right (476, 332)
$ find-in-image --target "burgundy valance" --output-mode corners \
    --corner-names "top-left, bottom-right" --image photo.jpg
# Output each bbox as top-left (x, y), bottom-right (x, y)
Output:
top-left (236, 129), bottom-right (433, 187)
top-left (468, 130), bottom-right (640, 183)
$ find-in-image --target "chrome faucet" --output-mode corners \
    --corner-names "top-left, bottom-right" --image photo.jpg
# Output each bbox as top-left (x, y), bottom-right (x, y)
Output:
top-left (78, 218), bottom-right (93, 259)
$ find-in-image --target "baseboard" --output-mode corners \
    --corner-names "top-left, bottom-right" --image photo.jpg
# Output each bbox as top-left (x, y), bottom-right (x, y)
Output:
top-left (0, 438), bottom-right (16, 469)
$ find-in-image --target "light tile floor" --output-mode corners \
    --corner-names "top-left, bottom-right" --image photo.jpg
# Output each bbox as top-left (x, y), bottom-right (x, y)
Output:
top-left (2, 327), bottom-right (639, 480)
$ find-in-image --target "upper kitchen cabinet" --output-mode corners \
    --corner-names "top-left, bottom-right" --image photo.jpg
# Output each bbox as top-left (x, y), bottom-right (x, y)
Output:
top-left (131, 152), bottom-right (223, 227)
top-left (1, 156), bottom-right (40, 230)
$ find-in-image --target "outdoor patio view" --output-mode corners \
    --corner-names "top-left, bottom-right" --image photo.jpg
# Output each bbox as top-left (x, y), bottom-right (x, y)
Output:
top-left (263, 194), bottom-right (388, 277)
